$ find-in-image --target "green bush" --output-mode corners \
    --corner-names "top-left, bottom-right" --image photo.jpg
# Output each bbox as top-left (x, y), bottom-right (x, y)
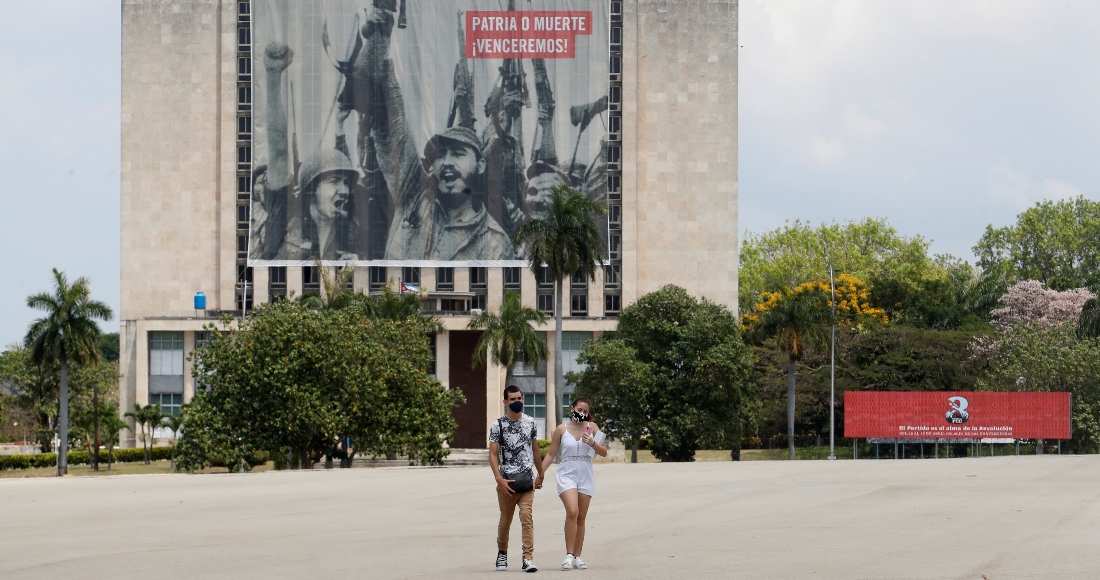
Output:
top-left (0, 446), bottom-right (174, 470)
top-left (537, 439), bottom-right (551, 455)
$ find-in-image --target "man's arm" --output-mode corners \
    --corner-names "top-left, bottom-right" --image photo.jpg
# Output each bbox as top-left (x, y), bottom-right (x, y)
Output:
top-left (489, 441), bottom-right (514, 496)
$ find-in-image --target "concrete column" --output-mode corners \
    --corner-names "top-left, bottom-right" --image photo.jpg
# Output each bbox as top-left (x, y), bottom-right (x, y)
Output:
top-left (388, 267), bottom-right (403, 289)
top-left (545, 331), bottom-right (557, 435)
top-left (118, 320), bottom-right (138, 448)
top-left (287, 266), bottom-right (303, 299)
top-left (590, 267), bottom-right (605, 317)
top-left (455, 266), bottom-right (471, 292)
top-left (183, 331), bottom-right (196, 403)
top-left (485, 362), bottom-right (503, 447)
top-left (435, 331), bottom-right (450, 388)
top-left (353, 266), bottom-right (368, 293)
top-left (487, 267), bottom-right (504, 312)
top-left (253, 267), bottom-right (269, 305)
top-left (521, 267), bottom-right (537, 309)
top-left (421, 267), bottom-right (437, 291)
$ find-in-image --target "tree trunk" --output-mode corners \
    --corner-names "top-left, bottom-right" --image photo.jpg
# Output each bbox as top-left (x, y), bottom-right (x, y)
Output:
top-left (631, 439), bottom-right (638, 464)
top-left (787, 351), bottom-right (796, 461)
top-left (58, 359), bottom-right (69, 476)
top-left (144, 423), bottom-right (151, 464)
top-left (108, 445), bottom-right (113, 470)
top-left (92, 385), bottom-right (100, 472)
top-left (554, 278), bottom-right (565, 429)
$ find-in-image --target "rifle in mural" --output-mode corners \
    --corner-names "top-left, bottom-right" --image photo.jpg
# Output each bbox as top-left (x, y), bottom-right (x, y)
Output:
top-left (448, 11), bottom-right (476, 131)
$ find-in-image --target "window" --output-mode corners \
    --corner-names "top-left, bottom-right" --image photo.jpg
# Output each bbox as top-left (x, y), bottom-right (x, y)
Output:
top-left (470, 267), bottom-right (488, 290)
top-left (607, 145), bottom-right (621, 165)
top-left (608, 204), bottom-right (621, 230)
top-left (561, 393), bottom-right (573, 420)
top-left (608, 115), bottom-right (621, 135)
top-left (369, 266), bottom-right (387, 291)
top-left (237, 27), bottom-right (250, 48)
top-left (237, 204), bottom-right (250, 228)
top-left (269, 266), bottom-right (287, 302)
top-left (561, 332), bottom-right (592, 351)
top-left (151, 393), bottom-right (183, 417)
top-left (436, 267), bottom-right (454, 291)
top-left (237, 115), bottom-right (251, 137)
top-left (537, 293), bottom-right (554, 314)
top-left (237, 85), bottom-right (251, 108)
top-left (303, 266), bottom-right (320, 294)
top-left (237, 234), bottom-right (248, 259)
top-left (524, 393), bottom-right (548, 439)
top-left (605, 293), bottom-right (622, 315)
top-left (609, 234), bottom-right (621, 260)
top-left (607, 174), bottom-right (621, 200)
top-left (403, 267), bottom-right (421, 286)
top-left (237, 174), bottom-right (251, 200)
top-left (338, 266), bottom-right (354, 290)
top-left (609, 86), bottom-right (621, 105)
top-left (610, 55), bottom-right (621, 74)
top-left (570, 293), bottom-right (588, 317)
top-left (472, 294), bottom-right (488, 311)
top-left (504, 267), bottom-right (521, 291)
top-left (536, 266), bottom-right (554, 289)
top-left (571, 273), bottom-right (588, 290)
top-left (238, 56), bottom-right (251, 77)
top-left (604, 264), bottom-right (621, 289)
top-left (149, 332), bottom-right (184, 398)
top-left (237, 145), bottom-right (251, 164)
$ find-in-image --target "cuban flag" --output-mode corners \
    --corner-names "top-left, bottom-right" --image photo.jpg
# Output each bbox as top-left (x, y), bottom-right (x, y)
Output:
top-left (401, 282), bottom-right (419, 294)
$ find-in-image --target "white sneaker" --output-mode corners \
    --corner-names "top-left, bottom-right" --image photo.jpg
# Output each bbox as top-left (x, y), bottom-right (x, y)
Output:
top-left (573, 556), bottom-right (587, 570)
top-left (522, 558), bottom-right (538, 573)
top-left (561, 554), bottom-right (575, 571)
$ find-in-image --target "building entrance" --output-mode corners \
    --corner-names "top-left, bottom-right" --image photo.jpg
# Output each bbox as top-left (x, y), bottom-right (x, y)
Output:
top-left (449, 331), bottom-right (487, 449)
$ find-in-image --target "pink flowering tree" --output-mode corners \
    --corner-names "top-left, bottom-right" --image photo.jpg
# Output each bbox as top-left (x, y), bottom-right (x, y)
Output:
top-left (988, 280), bottom-right (1094, 332)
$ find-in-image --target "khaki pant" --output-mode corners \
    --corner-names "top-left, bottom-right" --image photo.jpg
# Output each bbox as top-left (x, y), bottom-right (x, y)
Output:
top-left (497, 489), bottom-right (535, 559)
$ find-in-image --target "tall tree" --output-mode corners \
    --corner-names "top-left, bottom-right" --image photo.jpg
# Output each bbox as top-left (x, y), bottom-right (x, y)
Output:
top-left (468, 292), bottom-right (549, 387)
top-left (974, 196), bottom-right (1100, 291)
top-left (125, 403), bottom-right (166, 464)
top-left (513, 184), bottom-right (607, 428)
top-left (746, 285), bottom-right (831, 460)
top-left (24, 269), bottom-right (113, 475)
top-left (568, 338), bottom-right (655, 462)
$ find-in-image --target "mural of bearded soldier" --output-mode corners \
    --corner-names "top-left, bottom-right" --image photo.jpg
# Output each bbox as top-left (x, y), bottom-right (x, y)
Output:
top-left (361, 8), bottom-right (514, 261)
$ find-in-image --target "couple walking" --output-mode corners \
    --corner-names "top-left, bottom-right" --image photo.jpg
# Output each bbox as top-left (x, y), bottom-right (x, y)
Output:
top-left (489, 385), bottom-right (608, 572)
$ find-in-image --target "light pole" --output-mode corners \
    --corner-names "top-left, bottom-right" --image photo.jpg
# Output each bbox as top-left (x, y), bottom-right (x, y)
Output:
top-left (828, 262), bottom-right (837, 460)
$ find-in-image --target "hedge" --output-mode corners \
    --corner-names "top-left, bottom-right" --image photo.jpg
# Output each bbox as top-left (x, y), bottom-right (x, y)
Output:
top-left (0, 446), bottom-right (174, 471)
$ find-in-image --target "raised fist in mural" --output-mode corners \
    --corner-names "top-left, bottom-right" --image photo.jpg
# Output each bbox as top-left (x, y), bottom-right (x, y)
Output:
top-left (362, 5), bottom-right (396, 44)
top-left (264, 42), bottom-right (293, 72)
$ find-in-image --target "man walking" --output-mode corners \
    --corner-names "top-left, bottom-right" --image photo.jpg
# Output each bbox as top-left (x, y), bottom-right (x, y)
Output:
top-left (489, 385), bottom-right (545, 572)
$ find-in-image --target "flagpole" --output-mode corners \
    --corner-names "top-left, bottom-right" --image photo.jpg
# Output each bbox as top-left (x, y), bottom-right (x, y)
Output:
top-left (828, 262), bottom-right (836, 461)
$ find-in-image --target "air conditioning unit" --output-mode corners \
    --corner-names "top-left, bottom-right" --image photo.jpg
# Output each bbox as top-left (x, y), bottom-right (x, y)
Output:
top-left (471, 308), bottom-right (484, 316)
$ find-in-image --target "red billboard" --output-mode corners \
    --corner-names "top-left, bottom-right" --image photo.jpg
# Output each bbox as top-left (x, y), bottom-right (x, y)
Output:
top-left (844, 392), bottom-right (1071, 439)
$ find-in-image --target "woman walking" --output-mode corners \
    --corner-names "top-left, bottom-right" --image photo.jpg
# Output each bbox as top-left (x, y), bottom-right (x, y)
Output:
top-left (542, 397), bottom-right (607, 571)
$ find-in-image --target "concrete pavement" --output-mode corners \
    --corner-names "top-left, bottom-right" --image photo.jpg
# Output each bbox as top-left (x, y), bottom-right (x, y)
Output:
top-left (1, 455), bottom-right (1098, 579)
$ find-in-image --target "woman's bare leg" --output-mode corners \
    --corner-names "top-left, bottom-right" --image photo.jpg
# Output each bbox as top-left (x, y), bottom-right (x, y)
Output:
top-left (574, 493), bottom-right (592, 556)
top-left (559, 489), bottom-right (580, 554)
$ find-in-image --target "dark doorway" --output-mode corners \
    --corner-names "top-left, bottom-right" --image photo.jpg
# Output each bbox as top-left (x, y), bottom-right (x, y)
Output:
top-left (449, 331), bottom-right (487, 448)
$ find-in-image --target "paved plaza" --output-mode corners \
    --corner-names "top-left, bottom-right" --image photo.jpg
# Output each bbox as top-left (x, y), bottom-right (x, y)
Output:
top-left (1, 455), bottom-right (1098, 579)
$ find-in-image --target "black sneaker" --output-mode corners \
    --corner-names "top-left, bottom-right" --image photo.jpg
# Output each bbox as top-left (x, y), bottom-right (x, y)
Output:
top-left (495, 550), bottom-right (508, 571)
top-left (522, 558), bottom-right (538, 573)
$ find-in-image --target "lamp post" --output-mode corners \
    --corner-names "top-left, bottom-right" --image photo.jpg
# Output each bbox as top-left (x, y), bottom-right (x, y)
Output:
top-left (828, 262), bottom-right (837, 461)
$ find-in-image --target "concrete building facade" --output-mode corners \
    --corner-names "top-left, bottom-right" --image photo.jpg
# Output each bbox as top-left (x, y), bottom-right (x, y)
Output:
top-left (119, 0), bottom-right (738, 447)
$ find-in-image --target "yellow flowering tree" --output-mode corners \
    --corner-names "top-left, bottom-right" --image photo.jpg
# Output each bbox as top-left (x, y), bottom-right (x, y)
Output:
top-left (743, 274), bottom-right (884, 459)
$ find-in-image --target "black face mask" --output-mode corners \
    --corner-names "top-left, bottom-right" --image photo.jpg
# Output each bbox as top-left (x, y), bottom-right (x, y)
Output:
top-left (572, 410), bottom-right (589, 423)
top-left (508, 400), bottom-right (524, 413)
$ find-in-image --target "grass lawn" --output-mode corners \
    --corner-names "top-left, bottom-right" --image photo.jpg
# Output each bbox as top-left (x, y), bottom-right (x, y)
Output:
top-left (0, 459), bottom-right (276, 478)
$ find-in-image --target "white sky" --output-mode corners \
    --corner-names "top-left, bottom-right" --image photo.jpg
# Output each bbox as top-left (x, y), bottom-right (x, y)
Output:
top-left (1, 1), bottom-right (1098, 346)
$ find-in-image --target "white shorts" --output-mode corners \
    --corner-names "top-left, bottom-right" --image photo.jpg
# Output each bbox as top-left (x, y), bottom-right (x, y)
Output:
top-left (555, 458), bottom-right (595, 496)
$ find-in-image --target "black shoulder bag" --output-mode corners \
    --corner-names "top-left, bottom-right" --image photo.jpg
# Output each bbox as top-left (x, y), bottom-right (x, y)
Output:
top-left (497, 418), bottom-right (534, 493)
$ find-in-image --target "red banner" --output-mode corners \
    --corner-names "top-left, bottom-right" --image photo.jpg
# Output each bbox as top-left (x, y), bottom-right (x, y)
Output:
top-left (466, 11), bottom-right (594, 58)
top-left (844, 392), bottom-right (1071, 439)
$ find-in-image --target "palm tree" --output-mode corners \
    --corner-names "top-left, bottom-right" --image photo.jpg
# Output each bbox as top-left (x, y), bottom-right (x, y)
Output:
top-left (99, 411), bottom-right (130, 471)
top-left (163, 408), bottom-right (186, 471)
top-left (749, 288), bottom-right (830, 460)
top-left (468, 292), bottom-right (549, 388)
top-left (513, 184), bottom-right (607, 427)
top-left (24, 269), bottom-right (113, 476)
top-left (126, 403), bottom-right (166, 464)
top-left (297, 261), bottom-right (360, 310)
